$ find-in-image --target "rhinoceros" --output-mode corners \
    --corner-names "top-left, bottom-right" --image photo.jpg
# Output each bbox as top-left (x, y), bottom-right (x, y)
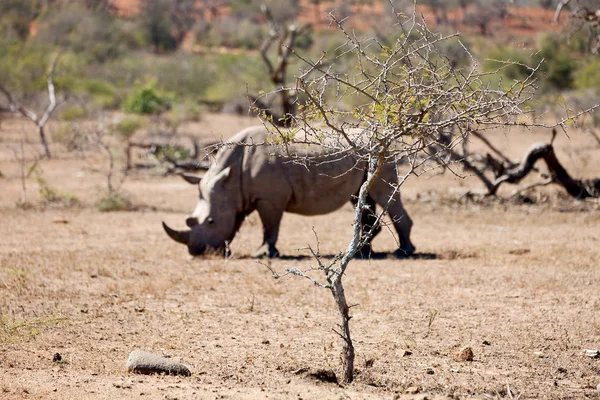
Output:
top-left (162, 126), bottom-right (415, 258)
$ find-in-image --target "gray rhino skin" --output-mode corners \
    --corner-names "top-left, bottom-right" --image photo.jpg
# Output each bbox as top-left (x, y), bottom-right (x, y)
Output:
top-left (163, 125), bottom-right (415, 258)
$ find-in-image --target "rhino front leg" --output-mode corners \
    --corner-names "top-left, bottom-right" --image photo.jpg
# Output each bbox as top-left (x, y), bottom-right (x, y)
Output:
top-left (253, 201), bottom-right (284, 258)
top-left (369, 183), bottom-right (415, 258)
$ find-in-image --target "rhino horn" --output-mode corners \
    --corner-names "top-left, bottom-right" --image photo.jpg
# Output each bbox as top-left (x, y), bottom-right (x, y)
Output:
top-left (162, 222), bottom-right (190, 245)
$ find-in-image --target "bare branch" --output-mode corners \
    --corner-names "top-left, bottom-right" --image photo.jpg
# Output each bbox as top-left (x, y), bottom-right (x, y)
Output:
top-left (553, 0), bottom-right (571, 25)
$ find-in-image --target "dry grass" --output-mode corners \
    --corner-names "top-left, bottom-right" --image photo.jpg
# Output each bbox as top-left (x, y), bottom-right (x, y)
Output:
top-left (0, 113), bottom-right (599, 399)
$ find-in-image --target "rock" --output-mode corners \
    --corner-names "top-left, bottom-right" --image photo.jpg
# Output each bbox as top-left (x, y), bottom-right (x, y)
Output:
top-left (583, 349), bottom-right (599, 358)
top-left (126, 350), bottom-right (191, 376)
top-left (533, 351), bottom-right (545, 358)
top-left (596, 383), bottom-right (600, 393)
top-left (454, 347), bottom-right (474, 362)
top-left (406, 386), bottom-right (420, 394)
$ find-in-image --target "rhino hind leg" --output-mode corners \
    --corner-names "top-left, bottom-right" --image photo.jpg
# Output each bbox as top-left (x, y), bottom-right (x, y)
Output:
top-left (253, 201), bottom-right (283, 258)
top-left (351, 194), bottom-right (382, 258)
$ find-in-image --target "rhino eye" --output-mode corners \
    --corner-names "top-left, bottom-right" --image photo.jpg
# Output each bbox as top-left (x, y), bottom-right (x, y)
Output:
top-left (207, 217), bottom-right (214, 224)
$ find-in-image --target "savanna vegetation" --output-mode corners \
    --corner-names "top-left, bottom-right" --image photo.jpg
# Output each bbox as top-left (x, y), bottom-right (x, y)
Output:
top-left (1, 0), bottom-right (599, 120)
top-left (1, 1), bottom-right (600, 398)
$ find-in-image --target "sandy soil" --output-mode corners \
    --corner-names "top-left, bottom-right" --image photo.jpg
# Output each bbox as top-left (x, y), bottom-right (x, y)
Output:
top-left (0, 113), bottom-right (599, 399)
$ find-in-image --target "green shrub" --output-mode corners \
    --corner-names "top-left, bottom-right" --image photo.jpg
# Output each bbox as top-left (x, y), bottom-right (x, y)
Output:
top-left (39, 186), bottom-right (82, 208)
top-left (113, 116), bottom-right (144, 139)
top-left (34, 3), bottom-right (134, 63)
top-left (574, 60), bottom-right (600, 93)
top-left (96, 192), bottom-right (133, 212)
top-left (53, 123), bottom-right (86, 151)
top-left (59, 105), bottom-right (87, 121)
top-left (33, 168), bottom-right (82, 208)
top-left (544, 56), bottom-right (575, 90)
top-left (537, 35), bottom-right (576, 90)
top-left (153, 144), bottom-right (191, 162)
top-left (165, 100), bottom-right (201, 125)
top-left (0, 43), bottom-right (53, 95)
top-left (123, 86), bottom-right (170, 114)
top-left (205, 53), bottom-right (270, 103)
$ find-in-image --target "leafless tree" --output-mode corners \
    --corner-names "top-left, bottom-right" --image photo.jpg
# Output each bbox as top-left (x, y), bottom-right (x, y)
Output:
top-left (251, 4), bottom-right (310, 128)
top-left (257, 1), bottom-right (598, 383)
top-left (553, 0), bottom-right (600, 53)
top-left (0, 55), bottom-right (61, 158)
top-left (463, 129), bottom-right (600, 199)
top-left (65, 116), bottom-right (129, 196)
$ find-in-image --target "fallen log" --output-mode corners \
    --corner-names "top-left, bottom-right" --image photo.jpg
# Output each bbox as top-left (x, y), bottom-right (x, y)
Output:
top-left (491, 143), bottom-right (600, 199)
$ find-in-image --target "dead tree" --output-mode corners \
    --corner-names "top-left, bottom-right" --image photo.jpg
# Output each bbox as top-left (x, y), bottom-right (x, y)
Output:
top-left (252, 4), bottom-right (309, 127)
top-left (553, 0), bottom-right (600, 54)
top-left (432, 125), bottom-right (600, 200)
top-left (0, 56), bottom-right (61, 158)
top-left (261, 1), bottom-right (561, 382)
top-left (488, 130), bottom-right (600, 198)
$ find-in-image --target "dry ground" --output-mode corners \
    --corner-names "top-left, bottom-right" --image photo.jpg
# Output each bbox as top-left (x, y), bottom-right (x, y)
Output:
top-left (0, 113), bottom-right (599, 399)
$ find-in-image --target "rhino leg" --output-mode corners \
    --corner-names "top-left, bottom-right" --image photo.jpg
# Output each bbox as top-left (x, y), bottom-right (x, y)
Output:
top-left (253, 201), bottom-right (283, 258)
top-left (350, 194), bottom-right (382, 258)
top-left (369, 182), bottom-right (415, 258)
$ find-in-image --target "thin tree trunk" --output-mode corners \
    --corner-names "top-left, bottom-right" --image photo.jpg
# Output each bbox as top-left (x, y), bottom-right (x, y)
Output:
top-left (332, 277), bottom-right (354, 383)
top-left (19, 141), bottom-right (27, 205)
top-left (329, 155), bottom-right (383, 383)
top-left (38, 125), bottom-right (51, 158)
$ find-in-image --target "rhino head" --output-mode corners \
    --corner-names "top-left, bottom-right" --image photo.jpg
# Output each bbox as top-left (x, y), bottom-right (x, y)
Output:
top-left (163, 167), bottom-right (239, 256)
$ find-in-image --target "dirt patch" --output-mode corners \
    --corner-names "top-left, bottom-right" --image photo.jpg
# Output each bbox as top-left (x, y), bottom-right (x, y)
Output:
top-left (1, 114), bottom-right (599, 399)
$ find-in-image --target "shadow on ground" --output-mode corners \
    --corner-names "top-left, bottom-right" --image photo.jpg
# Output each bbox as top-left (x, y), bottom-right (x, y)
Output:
top-left (227, 252), bottom-right (438, 261)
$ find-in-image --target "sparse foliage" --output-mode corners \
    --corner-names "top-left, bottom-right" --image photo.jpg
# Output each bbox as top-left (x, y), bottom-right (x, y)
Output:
top-left (261, 2), bottom-right (597, 383)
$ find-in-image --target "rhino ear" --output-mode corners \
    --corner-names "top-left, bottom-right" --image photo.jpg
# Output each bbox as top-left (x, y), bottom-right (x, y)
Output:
top-left (211, 166), bottom-right (231, 186)
top-left (180, 174), bottom-right (202, 185)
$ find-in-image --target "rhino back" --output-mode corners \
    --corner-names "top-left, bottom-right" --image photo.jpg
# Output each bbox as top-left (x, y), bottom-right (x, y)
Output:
top-left (282, 154), bottom-right (365, 215)
top-left (239, 127), bottom-right (366, 215)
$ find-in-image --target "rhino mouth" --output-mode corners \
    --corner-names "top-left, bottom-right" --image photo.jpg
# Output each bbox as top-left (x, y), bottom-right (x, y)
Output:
top-left (189, 244), bottom-right (228, 257)
top-left (163, 222), bottom-right (227, 257)
top-left (188, 244), bottom-right (206, 256)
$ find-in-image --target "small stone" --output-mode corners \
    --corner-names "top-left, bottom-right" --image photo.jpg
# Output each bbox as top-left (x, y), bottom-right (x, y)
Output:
top-left (126, 350), bottom-right (191, 376)
top-left (482, 340), bottom-right (491, 346)
top-left (533, 351), bottom-right (545, 358)
top-left (425, 367), bottom-right (435, 375)
top-left (454, 346), bottom-right (474, 362)
top-left (406, 386), bottom-right (420, 394)
top-left (596, 383), bottom-right (600, 393)
top-left (584, 349), bottom-right (599, 358)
